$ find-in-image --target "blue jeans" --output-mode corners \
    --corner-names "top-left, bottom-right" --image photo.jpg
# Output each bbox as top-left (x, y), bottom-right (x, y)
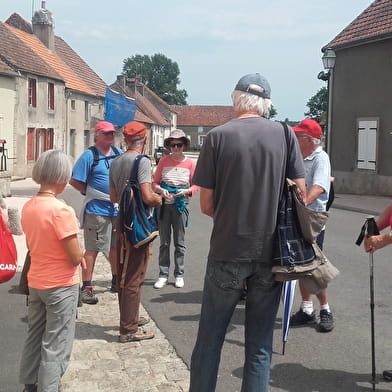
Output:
top-left (189, 259), bottom-right (282, 392)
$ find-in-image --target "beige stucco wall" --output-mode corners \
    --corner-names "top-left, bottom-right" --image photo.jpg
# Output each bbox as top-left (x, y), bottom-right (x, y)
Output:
top-left (0, 75), bottom-right (16, 173)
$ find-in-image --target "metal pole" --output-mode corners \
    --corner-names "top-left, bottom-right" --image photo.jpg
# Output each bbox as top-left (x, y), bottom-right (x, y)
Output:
top-left (369, 251), bottom-right (376, 391)
top-left (326, 72), bottom-right (333, 154)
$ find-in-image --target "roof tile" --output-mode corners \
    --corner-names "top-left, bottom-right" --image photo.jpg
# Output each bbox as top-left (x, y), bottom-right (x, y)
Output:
top-left (326, 0), bottom-right (392, 50)
top-left (172, 105), bottom-right (234, 126)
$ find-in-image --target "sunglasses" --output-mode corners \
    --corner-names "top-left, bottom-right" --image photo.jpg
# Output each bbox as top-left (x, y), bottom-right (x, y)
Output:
top-left (170, 143), bottom-right (184, 148)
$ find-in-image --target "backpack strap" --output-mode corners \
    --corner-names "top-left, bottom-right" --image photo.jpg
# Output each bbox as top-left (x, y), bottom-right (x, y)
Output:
top-left (129, 154), bottom-right (150, 184)
top-left (88, 145), bottom-right (121, 177)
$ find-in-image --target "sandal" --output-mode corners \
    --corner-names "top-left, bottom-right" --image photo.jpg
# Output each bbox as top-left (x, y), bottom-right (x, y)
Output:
top-left (138, 316), bottom-right (150, 326)
top-left (118, 327), bottom-right (154, 343)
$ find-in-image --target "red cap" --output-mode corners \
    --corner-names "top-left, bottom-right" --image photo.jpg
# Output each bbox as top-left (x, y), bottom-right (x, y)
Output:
top-left (123, 121), bottom-right (146, 139)
top-left (292, 118), bottom-right (322, 139)
top-left (94, 121), bottom-right (115, 132)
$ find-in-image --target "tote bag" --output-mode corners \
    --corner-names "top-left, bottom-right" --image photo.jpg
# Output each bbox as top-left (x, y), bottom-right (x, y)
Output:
top-left (0, 213), bottom-right (17, 283)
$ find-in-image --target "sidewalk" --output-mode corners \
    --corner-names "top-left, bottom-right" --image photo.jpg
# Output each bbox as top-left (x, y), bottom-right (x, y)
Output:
top-left (4, 178), bottom-right (391, 391)
top-left (5, 181), bottom-right (190, 392)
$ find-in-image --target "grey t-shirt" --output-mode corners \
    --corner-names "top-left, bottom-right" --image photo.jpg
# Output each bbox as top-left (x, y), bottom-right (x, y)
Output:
top-left (109, 153), bottom-right (152, 199)
top-left (193, 117), bottom-right (305, 263)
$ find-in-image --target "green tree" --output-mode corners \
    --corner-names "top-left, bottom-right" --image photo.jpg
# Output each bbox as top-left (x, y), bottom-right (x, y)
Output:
top-left (304, 87), bottom-right (328, 124)
top-left (268, 105), bottom-right (277, 119)
top-left (122, 53), bottom-right (188, 105)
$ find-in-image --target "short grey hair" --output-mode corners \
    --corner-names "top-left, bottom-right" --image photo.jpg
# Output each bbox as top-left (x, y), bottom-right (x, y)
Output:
top-left (231, 90), bottom-right (272, 117)
top-left (32, 150), bottom-right (72, 185)
top-left (312, 137), bottom-right (321, 145)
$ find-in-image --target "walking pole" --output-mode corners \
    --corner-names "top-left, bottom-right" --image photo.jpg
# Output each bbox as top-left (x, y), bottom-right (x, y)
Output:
top-left (356, 216), bottom-right (379, 391)
top-left (369, 249), bottom-right (376, 391)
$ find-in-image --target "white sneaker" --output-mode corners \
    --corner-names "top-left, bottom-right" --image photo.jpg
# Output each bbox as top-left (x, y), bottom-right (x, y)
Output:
top-left (175, 277), bottom-right (184, 288)
top-left (154, 277), bottom-right (168, 289)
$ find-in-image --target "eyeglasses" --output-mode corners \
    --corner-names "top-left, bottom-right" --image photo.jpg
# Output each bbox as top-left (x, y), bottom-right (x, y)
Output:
top-left (97, 131), bottom-right (115, 136)
top-left (170, 143), bottom-right (184, 148)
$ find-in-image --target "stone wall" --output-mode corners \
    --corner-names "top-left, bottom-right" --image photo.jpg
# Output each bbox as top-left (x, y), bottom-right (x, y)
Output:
top-left (0, 171), bottom-right (11, 197)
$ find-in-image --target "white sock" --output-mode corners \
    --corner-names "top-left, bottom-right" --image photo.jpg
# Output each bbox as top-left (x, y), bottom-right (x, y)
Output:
top-left (301, 300), bottom-right (314, 315)
top-left (320, 303), bottom-right (330, 313)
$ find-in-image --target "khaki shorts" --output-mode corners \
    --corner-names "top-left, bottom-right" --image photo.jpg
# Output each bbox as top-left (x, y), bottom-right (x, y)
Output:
top-left (83, 214), bottom-right (117, 256)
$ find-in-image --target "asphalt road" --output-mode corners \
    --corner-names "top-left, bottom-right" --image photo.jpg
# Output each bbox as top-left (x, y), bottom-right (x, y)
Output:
top-left (4, 183), bottom-right (392, 391)
top-left (143, 196), bottom-right (392, 392)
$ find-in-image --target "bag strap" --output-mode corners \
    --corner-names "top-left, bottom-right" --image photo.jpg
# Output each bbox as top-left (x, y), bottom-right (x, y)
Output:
top-left (129, 154), bottom-right (150, 185)
top-left (280, 121), bottom-right (290, 177)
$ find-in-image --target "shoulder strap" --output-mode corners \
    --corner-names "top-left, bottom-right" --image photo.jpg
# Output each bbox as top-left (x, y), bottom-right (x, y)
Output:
top-left (129, 154), bottom-right (150, 184)
top-left (88, 146), bottom-right (99, 167)
top-left (112, 146), bottom-right (121, 156)
top-left (280, 121), bottom-right (290, 176)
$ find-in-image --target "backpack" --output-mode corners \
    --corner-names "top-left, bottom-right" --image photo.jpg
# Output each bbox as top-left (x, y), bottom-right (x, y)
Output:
top-left (88, 145), bottom-right (121, 176)
top-left (119, 154), bottom-right (159, 248)
top-left (326, 181), bottom-right (335, 211)
top-left (0, 213), bottom-right (17, 284)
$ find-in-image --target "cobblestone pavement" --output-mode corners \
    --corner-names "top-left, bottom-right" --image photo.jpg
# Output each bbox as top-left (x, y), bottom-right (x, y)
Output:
top-left (61, 252), bottom-right (190, 392)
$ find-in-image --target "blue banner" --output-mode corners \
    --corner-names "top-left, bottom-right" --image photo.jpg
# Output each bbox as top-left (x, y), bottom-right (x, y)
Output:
top-left (104, 88), bottom-right (136, 127)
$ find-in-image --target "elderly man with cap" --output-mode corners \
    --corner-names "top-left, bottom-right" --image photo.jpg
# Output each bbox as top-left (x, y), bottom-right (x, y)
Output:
top-left (70, 121), bottom-right (122, 304)
top-left (109, 120), bottom-right (162, 342)
top-left (289, 118), bottom-right (334, 332)
top-left (152, 129), bottom-right (198, 290)
top-left (189, 74), bottom-right (306, 392)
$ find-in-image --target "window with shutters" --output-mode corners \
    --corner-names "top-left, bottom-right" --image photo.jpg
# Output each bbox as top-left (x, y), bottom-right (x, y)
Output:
top-left (48, 82), bottom-right (55, 110)
top-left (26, 128), bottom-right (54, 161)
top-left (357, 119), bottom-right (377, 170)
top-left (26, 128), bottom-right (34, 161)
top-left (28, 78), bottom-right (37, 107)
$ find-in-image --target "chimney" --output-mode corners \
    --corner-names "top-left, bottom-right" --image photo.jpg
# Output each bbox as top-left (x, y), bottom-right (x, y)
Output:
top-left (32, 1), bottom-right (55, 51)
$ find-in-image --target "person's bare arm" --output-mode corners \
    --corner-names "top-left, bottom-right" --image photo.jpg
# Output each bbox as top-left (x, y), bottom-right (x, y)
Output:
top-left (305, 184), bottom-right (325, 206)
top-left (376, 203), bottom-right (392, 231)
top-left (200, 187), bottom-right (214, 218)
top-left (364, 232), bottom-right (392, 252)
top-left (140, 183), bottom-right (162, 208)
top-left (109, 186), bottom-right (118, 203)
top-left (292, 178), bottom-right (306, 203)
top-left (69, 178), bottom-right (87, 195)
top-left (62, 234), bottom-right (86, 268)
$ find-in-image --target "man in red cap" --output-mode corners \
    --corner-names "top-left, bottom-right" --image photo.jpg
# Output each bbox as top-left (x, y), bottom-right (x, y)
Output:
top-left (70, 121), bottom-right (122, 304)
top-left (290, 118), bottom-right (334, 332)
top-left (109, 121), bottom-right (162, 342)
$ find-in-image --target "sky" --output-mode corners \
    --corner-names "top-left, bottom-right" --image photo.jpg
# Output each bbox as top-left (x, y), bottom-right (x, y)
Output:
top-left (1, 0), bottom-right (373, 121)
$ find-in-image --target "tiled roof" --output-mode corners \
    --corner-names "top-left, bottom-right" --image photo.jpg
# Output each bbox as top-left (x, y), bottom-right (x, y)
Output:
top-left (172, 105), bottom-right (234, 126)
top-left (1, 13), bottom-right (106, 97)
top-left (55, 37), bottom-right (106, 96)
top-left (0, 58), bottom-right (18, 76)
top-left (325, 0), bottom-right (392, 50)
top-left (6, 23), bottom-right (94, 95)
top-left (0, 22), bottom-right (62, 80)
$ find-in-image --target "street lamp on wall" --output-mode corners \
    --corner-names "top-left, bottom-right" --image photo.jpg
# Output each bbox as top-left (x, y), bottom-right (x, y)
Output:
top-left (317, 48), bottom-right (336, 153)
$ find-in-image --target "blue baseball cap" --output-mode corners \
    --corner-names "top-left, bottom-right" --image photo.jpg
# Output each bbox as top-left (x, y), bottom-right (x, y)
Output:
top-left (234, 73), bottom-right (271, 99)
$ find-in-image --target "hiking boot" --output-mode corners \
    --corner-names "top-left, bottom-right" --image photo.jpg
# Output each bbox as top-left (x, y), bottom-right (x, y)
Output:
top-left (383, 370), bottom-right (392, 381)
top-left (318, 309), bottom-right (334, 332)
top-left (154, 277), bottom-right (168, 289)
top-left (175, 277), bottom-right (184, 288)
top-left (81, 286), bottom-right (98, 305)
top-left (290, 309), bottom-right (316, 326)
top-left (118, 327), bottom-right (154, 343)
top-left (23, 385), bottom-right (37, 392)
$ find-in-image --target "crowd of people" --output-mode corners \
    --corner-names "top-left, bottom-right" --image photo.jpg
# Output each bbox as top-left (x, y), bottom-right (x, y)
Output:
top-left (15, 73), bottom-right (392, 392)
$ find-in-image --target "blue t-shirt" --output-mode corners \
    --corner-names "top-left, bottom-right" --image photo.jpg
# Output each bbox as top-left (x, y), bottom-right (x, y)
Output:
top-left (72, 146), bottom-right (123, 216)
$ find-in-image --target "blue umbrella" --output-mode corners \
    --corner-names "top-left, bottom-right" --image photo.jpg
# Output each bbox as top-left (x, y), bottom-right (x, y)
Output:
top-left (282, 280), bottom-right (297, 355)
